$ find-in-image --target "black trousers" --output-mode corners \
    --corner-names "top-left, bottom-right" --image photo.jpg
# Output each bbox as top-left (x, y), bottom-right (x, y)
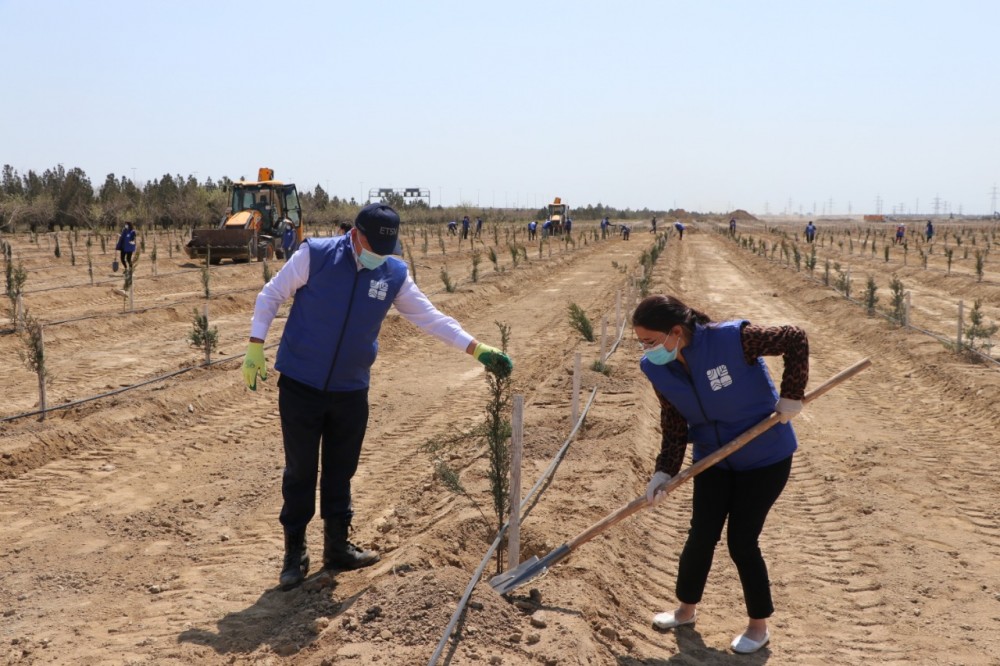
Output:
top-left (675, 455), bottom-right (792, 619)
top-left (277, 375), bottom-right (369, 531)
top-left (120, 250), bottom-right (134, 269)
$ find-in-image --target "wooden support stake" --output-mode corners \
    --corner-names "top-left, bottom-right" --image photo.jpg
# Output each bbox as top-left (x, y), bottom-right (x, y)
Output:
top-left (571, 353), bottom-right (581, 426)
top-left (957, 300), bottom-right (964, 351)
top-left (37, 326), bottom-right (47, 421)
top-left (599, 315), bottom-right (608, 364)
top-left (507, 395), bottom-right (524, 570)
top-left (616, 290), bottom-right (622, 336)
top-left (904, 291), bottom-right (911, 328)
top-left (203, 303), bottom-right (212, 366)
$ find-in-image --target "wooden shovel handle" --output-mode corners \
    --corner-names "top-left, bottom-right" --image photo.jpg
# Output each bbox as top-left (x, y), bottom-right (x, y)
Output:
top-left (565, 357), bottom-right (872, 552)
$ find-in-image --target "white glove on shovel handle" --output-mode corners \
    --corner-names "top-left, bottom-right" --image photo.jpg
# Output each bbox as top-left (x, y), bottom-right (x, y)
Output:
top-left (645, 471), bottom-right (672, 506)
top-left (775, 397), bottom-right (803, 424)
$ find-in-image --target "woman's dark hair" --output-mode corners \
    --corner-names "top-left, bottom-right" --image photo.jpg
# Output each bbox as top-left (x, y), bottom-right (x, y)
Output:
top-left (631, 295), bottom-right (711, 333)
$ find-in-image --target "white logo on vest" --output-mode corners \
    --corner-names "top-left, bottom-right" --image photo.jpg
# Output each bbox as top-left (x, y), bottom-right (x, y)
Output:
top-left (368, 279), bottom-right (389, 301)
top-left (707, 365), bottom-right (732, 391)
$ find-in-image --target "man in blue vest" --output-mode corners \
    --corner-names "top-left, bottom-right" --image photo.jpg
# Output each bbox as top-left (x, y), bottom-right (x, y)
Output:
top-left (242, 203), bottom-right (513, 590)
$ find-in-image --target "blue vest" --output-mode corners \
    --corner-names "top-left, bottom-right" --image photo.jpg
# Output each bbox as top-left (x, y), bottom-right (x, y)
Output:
top-left (640, 321), bottom-right (797, 471)
top-left (275, 236), bottom-right (407, 391)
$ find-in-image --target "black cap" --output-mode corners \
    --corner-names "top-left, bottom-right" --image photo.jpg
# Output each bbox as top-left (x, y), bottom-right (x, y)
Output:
top-left (355, 203), bottom-right (400, 255)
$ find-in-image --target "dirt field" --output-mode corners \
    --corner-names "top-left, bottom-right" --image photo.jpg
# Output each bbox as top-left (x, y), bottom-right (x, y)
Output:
top-left (2, 221), bottom-right (999, 665)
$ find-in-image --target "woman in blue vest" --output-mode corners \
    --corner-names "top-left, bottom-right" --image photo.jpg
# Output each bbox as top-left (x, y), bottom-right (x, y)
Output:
top-left (633, 294), bottom-right (808, 654)
top-left (242, 203), bottom-right (513, 590)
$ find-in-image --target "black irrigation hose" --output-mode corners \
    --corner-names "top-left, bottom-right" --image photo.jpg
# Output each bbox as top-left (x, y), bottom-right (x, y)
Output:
top-left (0, 343), bottom-right (279, 423)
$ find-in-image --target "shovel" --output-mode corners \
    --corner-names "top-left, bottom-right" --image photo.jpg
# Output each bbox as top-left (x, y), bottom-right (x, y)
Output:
top-left (489, 357), bottom-right (872, 595)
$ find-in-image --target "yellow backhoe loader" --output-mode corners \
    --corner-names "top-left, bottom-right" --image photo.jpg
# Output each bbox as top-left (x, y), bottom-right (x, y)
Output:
top-left (185, 167), bottom-right (304, 263)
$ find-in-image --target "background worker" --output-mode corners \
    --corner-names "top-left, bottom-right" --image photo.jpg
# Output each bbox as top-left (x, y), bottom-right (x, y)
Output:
top-left (925, 220), bottom-right (934, 242)
top-left (461, 215), bottom-right (471, 239)
top-left (281, 221), bottom-right (297, 257)
top-left (633, 294), bottom-right (808, 655)
top-left (242, 203), bottom-right (513, 591)
top-left (804, 221), bottom-right (816, 243)
top-left (115, 222), bottom-right (137, 270)
top-left (527, 220), bottom-right (537, 241)
top-left (674, 221), bottom-right (685, 240)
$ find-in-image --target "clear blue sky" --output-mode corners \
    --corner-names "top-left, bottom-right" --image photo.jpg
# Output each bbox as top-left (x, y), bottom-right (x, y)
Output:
top-left (2, 1), bottom-right (998, 215)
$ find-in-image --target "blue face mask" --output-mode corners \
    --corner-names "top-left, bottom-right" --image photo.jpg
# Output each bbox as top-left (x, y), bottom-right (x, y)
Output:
top-left (359, 247), bottom-right (388, 270)
top-left (643, 333), bottom-right (679, 365)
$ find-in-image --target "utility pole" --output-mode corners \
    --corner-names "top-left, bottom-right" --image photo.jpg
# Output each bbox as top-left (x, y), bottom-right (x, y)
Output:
top-left (990, 184), bottom-right (998, 214)
top-left (932, 195), bottom-right (942, 216)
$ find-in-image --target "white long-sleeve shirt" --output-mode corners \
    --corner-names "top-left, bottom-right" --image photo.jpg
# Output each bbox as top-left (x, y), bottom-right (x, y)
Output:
top-left (249, 239), bottom-right (474, 352)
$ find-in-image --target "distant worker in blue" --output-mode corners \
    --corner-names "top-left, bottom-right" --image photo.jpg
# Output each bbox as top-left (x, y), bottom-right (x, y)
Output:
top-left (600, 217), bottom-right (610, 239)
top-left (804, 221), bottom-right (816, 244)
top-left (115, 222), bottom-right (137, 270)
top-left (475, 217), bottom-right (483, 238)
top-left (527, 220), bottom-right (538, 241)
top-left (447, 219), bottom-right (458, 236)
top-left (281, 221), bottom-right (297, 257)
top-left (729, 218), bottom-right (737, 235)
top-left (242, 203), bottom-right (514, 590)
top-left (651, 217), bottom-right (658, 233)
top-left (925, 220), bottom-right (934, 242)
top-left (621, 224), bottom-right (631, 240)
top-left (461, 215), bottom-right (471, 239)
top-left (674, 221), bottom-right (685, 240)
top-left (542, 219), bottom-right (553, 238)
top-left (564, 217), bottom-right (572, 236)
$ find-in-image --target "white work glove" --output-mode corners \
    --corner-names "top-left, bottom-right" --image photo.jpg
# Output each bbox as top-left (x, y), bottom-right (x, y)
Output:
top-left (645, 471), bottom-right (672, 506)
top-left (775, 397), bottom-right (803, 424)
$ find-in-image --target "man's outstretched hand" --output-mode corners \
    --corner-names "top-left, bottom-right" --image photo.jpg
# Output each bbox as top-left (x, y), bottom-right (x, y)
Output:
top-left (473, 343), bottom-right (513, 378)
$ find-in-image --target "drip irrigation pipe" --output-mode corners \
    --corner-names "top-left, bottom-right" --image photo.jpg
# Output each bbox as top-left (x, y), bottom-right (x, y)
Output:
top-left (0, 343), bottom-right (278, 423)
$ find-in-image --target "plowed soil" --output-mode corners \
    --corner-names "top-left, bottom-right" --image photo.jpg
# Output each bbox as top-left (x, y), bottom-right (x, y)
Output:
top-left (2, 221), bottom-right (999, 665)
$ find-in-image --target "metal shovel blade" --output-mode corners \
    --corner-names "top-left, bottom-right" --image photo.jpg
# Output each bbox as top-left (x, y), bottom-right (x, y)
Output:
top-left (488, 556), bottom-right (542, 594)
top-left (488, 544), bottom-right (570, 595)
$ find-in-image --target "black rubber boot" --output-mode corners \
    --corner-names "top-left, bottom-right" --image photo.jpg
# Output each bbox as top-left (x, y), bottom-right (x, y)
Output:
top-left (323, 517), bottom-right (380, 570)
top-left (279, 528), bottom-right (309, 590)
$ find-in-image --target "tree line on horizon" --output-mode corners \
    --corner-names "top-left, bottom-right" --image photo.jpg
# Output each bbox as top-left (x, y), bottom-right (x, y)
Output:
top-left (0, 163), bottom-right (696, 233)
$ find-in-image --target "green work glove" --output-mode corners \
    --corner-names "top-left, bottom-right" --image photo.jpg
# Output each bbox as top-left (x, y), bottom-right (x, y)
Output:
top-left (473, 343), bottom-right (513, 378)
top-left (242, 342), bottom-right (268, 390)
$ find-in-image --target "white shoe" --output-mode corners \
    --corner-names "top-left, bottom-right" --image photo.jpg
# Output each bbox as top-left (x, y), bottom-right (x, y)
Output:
top-left (652, 610), bottom-right (696, 630)
top-left (731, 629), bottom-right (770, 654)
